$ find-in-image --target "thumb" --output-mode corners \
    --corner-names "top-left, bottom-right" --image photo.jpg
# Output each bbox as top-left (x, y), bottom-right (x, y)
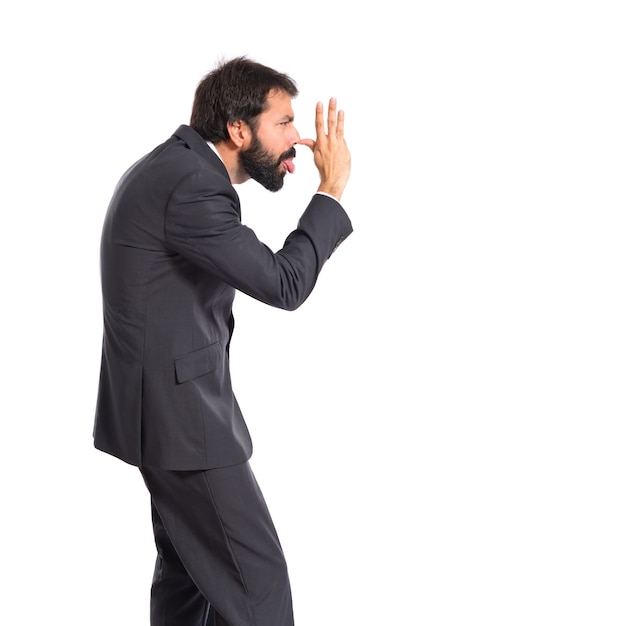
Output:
top-left (297, 138), bottom-right (316, 151)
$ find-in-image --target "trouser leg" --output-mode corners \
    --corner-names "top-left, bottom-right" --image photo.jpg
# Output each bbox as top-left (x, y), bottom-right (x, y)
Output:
top-left (150, 501), bottom-right (210, 626)
top-left (141, 462), bottom-right (294, 626)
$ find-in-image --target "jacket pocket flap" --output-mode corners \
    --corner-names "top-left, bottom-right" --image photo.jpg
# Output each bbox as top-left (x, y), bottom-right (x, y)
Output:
top-left (174, 343), bottom-right (220, 383)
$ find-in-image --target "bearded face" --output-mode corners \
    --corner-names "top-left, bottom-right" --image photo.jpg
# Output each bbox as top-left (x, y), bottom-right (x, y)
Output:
top-left (239, 130), bottom-right (297, 192)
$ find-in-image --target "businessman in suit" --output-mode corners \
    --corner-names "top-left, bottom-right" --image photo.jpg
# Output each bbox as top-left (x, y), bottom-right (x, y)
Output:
top-left (93, 56), bottom-right (352, 626)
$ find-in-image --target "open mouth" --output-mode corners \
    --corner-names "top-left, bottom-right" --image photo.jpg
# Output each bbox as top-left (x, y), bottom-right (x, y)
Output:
top-left (280, 148), bottom-right (297, 174)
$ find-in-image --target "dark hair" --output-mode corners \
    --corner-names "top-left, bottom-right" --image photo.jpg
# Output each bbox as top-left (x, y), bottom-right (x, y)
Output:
top-left (190, 56), bottom-right (299, 143)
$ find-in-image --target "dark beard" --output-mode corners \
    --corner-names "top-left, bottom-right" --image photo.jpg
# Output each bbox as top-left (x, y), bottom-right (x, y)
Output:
top-left (239, 133), bottom-right (296, 192)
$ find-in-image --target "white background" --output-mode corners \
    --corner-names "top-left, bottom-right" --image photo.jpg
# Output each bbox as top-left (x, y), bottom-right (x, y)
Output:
top-left (1, 1), bottom-right (625, 624)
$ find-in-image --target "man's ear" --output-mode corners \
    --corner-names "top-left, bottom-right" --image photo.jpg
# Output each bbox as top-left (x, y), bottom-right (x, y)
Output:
top-left (226, 120), bottom-right (251, 148)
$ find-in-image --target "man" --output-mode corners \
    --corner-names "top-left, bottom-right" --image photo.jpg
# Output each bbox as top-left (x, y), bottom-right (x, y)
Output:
top-left (93, 56), bottom-right (352, 626)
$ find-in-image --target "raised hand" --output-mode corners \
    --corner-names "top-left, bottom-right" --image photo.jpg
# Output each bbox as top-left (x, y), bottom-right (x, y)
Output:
top-left (299, 98), bottom-right (351, 201)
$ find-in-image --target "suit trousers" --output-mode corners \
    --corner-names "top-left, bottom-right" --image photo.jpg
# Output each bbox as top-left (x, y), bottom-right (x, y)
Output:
top-left (140, 462), bottom-right (294, 626)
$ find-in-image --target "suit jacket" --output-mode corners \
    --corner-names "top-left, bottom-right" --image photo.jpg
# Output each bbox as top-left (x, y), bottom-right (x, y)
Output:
top-left (93, 125), bottom-right (352, 470)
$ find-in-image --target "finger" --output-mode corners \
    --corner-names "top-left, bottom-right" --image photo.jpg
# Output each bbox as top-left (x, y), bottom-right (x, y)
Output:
top-left (314, 101), bottom-right (325, 139)
top-left (297, 138), bottom-right (316, 151)
top-left (327, 97), bottom-right (337, 133)
top-left (336, 108), bottom-right (345, 138)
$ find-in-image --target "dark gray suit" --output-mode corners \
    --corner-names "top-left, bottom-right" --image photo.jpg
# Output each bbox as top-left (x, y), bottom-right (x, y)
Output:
top-left (94, 124), bottom-right (352, 470)
top-left (93, 124), bottom-right (352, 625)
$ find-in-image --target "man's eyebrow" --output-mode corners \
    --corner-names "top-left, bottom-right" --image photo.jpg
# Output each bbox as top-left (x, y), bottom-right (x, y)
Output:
top-left (279, 114), bottom-right (295, 122)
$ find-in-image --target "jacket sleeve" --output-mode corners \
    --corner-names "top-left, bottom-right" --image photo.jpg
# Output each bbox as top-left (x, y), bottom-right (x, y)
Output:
top-left (164, 169), bottom-right (353, 311)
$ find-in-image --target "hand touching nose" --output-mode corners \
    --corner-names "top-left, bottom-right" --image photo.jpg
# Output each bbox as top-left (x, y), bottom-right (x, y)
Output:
top-left (299, 98), bottom-right (351, 201)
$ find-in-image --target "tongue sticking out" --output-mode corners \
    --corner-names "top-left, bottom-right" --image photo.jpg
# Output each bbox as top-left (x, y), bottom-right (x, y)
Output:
top-left (282, 158), bottom-right (295, 174)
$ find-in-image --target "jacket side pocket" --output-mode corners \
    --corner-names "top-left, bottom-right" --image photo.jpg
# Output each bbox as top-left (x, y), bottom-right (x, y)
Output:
top-left (174, 342), bottom-right (220, 384)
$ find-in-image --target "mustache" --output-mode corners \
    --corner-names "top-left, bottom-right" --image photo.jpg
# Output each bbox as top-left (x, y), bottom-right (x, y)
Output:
top-left (278, 146), bottom-right (297, 163)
